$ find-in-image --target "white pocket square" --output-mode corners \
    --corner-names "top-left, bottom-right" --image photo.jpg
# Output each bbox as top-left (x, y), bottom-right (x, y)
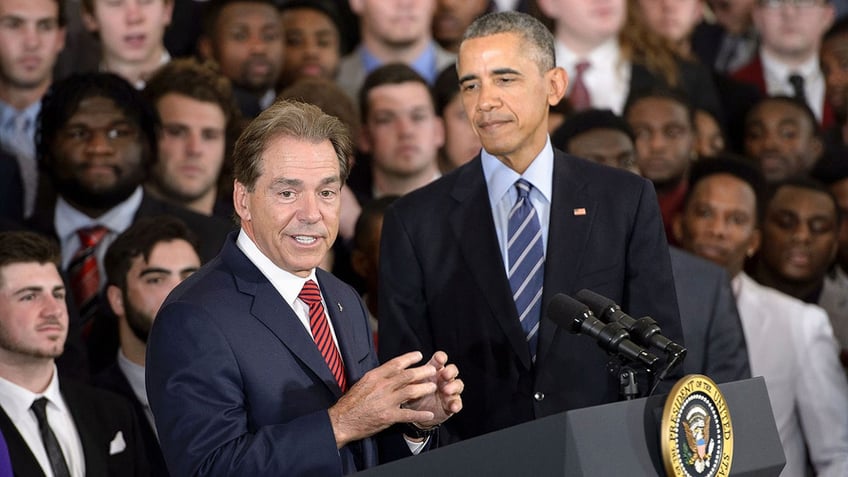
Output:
top-left (109, 431), bottom-right (126, 455)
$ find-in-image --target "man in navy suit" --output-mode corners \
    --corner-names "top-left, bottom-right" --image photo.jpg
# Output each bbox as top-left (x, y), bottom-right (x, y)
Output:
top-left (146, 99), bottom-right (464, 476)
top-left (379, 11), bottom-right (684, 444)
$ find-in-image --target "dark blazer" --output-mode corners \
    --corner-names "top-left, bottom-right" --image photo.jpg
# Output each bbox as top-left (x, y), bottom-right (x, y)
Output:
top-left (378, 150), bottom-right (684, 443)
top-left (0, 151), bottom-right (23, 224)
top-left (669, 247), bottom-right (750, 383)
top-left (732, 55), bottom-right (836, 128)
top-left (146, 233), bottom-right (383, 476)
top-left (0, 379), bottom-right (148, 477)
top-left (92, 365), bottom-right (168, 476)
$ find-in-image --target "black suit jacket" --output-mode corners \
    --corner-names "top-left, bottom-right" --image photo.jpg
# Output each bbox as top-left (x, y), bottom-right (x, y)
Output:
top-left (92, 364), bottom-right (168, 476)
top-left (379, 150), bottom-right (684, 443)
top-left (0, 379), bottom-right (148, 476)
top-left (0, 151), bottom-right (23, 223)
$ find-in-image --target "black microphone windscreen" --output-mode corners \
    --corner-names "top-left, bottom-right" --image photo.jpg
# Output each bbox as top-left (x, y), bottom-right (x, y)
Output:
top-left (575, 289), bottom-right (616, 316)
top-left (546, 293), bottom-right (589, 330)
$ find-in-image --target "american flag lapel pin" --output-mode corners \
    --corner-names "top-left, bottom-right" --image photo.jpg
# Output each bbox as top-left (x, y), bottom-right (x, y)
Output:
top-left (573, 207), bottom-right (587, 216)
top-left (337, 303), bottom-right (343, 312)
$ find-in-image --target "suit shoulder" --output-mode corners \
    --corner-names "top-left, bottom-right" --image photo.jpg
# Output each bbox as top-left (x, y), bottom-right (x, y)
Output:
top-left (61, 378), bottom-right (135, 414)
top-left (669, 247), bottom-right (726, 280)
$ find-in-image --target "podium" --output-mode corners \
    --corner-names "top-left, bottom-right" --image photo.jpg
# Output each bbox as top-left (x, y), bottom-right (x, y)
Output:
top-left (355, 377), bottom-right (785, 477)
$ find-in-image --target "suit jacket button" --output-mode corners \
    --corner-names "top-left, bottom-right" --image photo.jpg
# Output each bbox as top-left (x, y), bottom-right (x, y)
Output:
top-left (534, 392), bottom-right (545, 401)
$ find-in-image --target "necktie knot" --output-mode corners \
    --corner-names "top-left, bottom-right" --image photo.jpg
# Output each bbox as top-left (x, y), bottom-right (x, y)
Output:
top-left (515, 179), bottom-right (532, 201)
top-left (575, 60), bottom-right (591, 75)
top-left (30, 397), bottom-right (49, 423)
top-left (569, 61), bottom-right (592, 111)
top-left (299, 280), bottom-right (322, 306)
top-left (788, 73), bottom-right (805, 100)
top-left (77, 225), bottom-right (108, 248)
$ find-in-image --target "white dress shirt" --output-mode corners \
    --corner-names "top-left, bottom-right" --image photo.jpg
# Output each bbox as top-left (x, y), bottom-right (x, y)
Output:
top-left (554, 38), bottom-right (631, 114)
top-left (0, 366), bottom-right (86, 477)
top-left (116, 350), bottom-right (156, 437)
top-left (760, 49), bottom-right (826, 121)
top-left (482, 136), bottom-right (554, 275)
top-left (55, 186), bottom-right (143, 288)
top-left (733, 272), bottom-right (848, 477)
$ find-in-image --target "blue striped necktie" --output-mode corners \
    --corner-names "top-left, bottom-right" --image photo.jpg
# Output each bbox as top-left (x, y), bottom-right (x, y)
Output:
top-left (507, 179), bottom-right (545, 361)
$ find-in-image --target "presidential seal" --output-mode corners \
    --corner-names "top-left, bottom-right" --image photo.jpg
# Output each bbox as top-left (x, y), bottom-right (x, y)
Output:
top-left (661, 374), bottom-right (733, 477)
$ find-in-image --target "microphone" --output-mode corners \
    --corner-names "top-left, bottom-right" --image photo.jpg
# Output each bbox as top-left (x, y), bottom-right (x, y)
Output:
top-left (575, 289), bottom-right (687, 360)
top-left (546, 293), bottom-right (659, 369)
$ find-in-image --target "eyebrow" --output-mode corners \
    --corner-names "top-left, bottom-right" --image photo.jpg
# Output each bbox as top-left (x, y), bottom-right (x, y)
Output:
top-left (269, 176), bottom-right (340, 187)
top-left (12, 285), bottom-right (64, 296)
top-left (139, 266), bottom-right (200, 277)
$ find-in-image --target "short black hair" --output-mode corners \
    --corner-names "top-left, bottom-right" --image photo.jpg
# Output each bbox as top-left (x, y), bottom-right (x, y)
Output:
top-left (104, 216), bottom-right (199, 291)
top-left (623, 86), bottom-right (695, 127)
top-left (0, 232), bottom-right (60, 288)
top-left (278, 0), bottom-right (344, 47)
top-left (202, 0), bottom-right (278, 39)
top-left (686, 154), bottom-right (768, 222)
top-left (746, 95), bottom-right (820, 137)
top-left (765, 175), bottom-right (841, 225)
top-left (37, 73), bottom-right (160, 172)
top-left (359, 63), bottom-right (435, 123)
top-left (551, 109), bottom-right (635, 153)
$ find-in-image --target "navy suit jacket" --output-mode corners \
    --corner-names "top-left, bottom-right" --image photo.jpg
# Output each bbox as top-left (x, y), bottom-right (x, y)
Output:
top-left (379, 150), bottom-right (684, 443)
top-left (146, 233), bottom-right (382, 476)
top-left (0, 379), bottom-right (148, 477)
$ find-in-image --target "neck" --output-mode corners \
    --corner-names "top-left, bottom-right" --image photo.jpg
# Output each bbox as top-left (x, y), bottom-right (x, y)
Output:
top-left (0, 80), bottom-right (50, 111)
top-left (372, 165), bottom-right (437, 197)
top-left (556, 29), bottom-right (609, 57)
top-left (753, 260), bottom-right (821, 302)
top-left (145, 184), bottom-right (217, 216)
top-left (118, 320), bottom-right (146, 367)
top-left (654, 176), bottom-right (686, 196)
top-left (0, 356), bottom-right (55, 394)
top-left (762, 45), bottom-right (817, 70)
top-left (102, 47), bottom-right (166, 87)
top-left (361, 32), bottom-right (431, 65)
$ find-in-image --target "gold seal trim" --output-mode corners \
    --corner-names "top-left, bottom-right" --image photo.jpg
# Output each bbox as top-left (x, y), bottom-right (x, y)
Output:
top-left (661, 374), bottom-right (734, 477)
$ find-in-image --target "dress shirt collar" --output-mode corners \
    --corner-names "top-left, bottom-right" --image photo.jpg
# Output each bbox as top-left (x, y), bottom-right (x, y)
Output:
top-left (55, 186), bottom-right (143, 247)
top-left (236, 228), bottom-right (318, 308)
top-left (0, 99), bottom-right (40, 134)
top-left (0, 364), bottom-right (67, 420)
top-left (760, 49), bottom-right (820, 94)
top-left (360, 42), bottom-right (440, 83)
top-left (555, 38), bottom-right (620, 75)
top-left (99, 51), bottom-right (172, 90)
top-left (481, 135), bottom-right (554, 208)
top-left (116, 349), bottom-right (147, 408)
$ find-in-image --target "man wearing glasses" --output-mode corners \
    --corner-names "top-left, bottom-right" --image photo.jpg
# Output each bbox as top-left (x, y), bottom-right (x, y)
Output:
top-left (733, 0), bottom-right (836, 127)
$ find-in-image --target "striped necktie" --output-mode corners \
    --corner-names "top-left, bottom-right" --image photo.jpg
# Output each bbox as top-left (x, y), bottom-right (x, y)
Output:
top-left (507, 179), bottom-right (545, 361)
top-left (299, 280), bottom-right (347, 391)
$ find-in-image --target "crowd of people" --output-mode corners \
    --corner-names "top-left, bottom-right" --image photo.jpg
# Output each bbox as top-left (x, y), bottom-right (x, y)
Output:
top-left (0, 0), bottom-right (846, 475)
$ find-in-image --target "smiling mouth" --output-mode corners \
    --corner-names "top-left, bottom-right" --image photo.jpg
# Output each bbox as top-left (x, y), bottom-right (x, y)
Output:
top-left (293, 235), bottom-right (318, 245)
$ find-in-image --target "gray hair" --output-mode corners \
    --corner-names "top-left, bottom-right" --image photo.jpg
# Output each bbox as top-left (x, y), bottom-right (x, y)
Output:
top-left (233, 99), bottom-right (353, 191)
top-left (462, 11), bottom-right (556, 73)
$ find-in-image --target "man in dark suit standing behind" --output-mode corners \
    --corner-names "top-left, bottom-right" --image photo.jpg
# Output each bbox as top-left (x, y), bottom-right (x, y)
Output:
top-left (0, 231), bottom-right (147, 476)
top-left (146, 99), bottom-right (463, 476)
top-left (379, 11), bottom-right (684, 444)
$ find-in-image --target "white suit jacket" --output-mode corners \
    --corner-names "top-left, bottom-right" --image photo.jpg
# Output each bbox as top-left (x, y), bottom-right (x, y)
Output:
top-left (734, 272), bottom-right (848, 477)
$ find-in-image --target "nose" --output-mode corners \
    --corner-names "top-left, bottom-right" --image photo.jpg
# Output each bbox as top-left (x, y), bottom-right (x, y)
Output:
top-left (22, 24), bottom-right (41, 49)
top-left (125, 0), bottom-right (144, 24)
top-left (248, 34), bottom-right (269, 55)
top-left (43, 294), bottom-right (66, 320)
top-left (186, 131), bottom-right (202, 157)
top-left (790, 222), bottom-right (812, 243)
top-left (85, 129), bottom-right (115, 154)
top-left (476, 82), bottom-right (501, 113)
top-left (298, 192), bottom-right (321, 223)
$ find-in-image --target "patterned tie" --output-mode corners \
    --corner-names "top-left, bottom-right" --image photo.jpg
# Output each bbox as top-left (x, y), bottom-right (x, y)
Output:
top-left (30, 398), bottom-right (71, 477)
top-left (569, 61), bottom-right (592, 111)
top-left (67, 225), bottom-right (108, 317)
top-left (507, 179), bottom-right (545, 361)
top-left (299, 280), bottom-right (347, 391)
top-left (788, 74), bottom-right (807, 105)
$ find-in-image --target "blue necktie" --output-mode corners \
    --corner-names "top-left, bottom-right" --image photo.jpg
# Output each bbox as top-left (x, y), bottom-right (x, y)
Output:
top-left (507, 179), bottom-right (545, 361)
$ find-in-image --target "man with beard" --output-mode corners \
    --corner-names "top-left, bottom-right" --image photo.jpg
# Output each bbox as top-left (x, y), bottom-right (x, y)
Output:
top-left (276, 0), bottom-right (344, 92)
top-left (93, 216), bottom-right (200, 477)
top-left (0, 0), bottom-right (66, 220)
top-left (26, 73), bottom-right (231, 370)
top-left (337, 0), bottom-right (454, 103)
top-left (744, 95), bottom-right (824, 183)
top-left (432, 0), bottom-right (491, 53)
top-left (198, 0), bottom-right (283, 118)
top-left (0, 231), bottom-right (148, 476)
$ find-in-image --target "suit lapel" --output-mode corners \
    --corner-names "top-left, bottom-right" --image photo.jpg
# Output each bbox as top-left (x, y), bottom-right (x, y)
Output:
top-left (0, 407), bottom-right (44, 476)
top-left (225, 240), bottom-right (343, 398)
top-left (450, 160), bottom-right (533, 369)
top-left (60, 382), bottom-right (108, 477)
top-left (537, 153), bottom-right (594, 362)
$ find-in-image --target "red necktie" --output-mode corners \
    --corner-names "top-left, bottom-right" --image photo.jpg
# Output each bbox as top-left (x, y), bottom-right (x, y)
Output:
top-left (68, 225), bottom-right (108, 314)
top-left (299, 280), bottom-right (347, 391)
top-left (569, 61), bottom-right (592, 111)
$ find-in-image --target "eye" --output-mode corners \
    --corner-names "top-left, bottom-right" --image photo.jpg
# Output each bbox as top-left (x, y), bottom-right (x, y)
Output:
top-left (319, 188), bottom-right (338, 199)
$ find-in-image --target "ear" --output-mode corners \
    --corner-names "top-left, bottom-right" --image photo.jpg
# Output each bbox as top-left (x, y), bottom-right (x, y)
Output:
top-left (233, 180), bottom-right (251, 222)
top-left (433, 116), bottom-right (446, 149)
top-left (536, 0), bottom-right (559, 19)
top-left (197, 37), bottom-right (214, 61)
top-left (808, 137), bottom-right (824, 168)
top-left (349, 0), bottom-right (364, 15)
top-left (747, 229), bottom-right (762, 257)
top-left (350, 249), bottom-right (369, 279)
top-left (547, 67), bottom-right (568, 107)
top-left (81, 10), bottom-right (99, 32)
top-left (162, 0), bottom-right (175, 27)
top-left (357, 127), bottom-right (373, 154)
top-left (106, 285), bottom-right (124, 317)
top-left (672, 214), bottom-right (684, 244)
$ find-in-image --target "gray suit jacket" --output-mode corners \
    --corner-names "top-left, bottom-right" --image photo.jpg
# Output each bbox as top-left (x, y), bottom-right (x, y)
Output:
top-left (669, 247), bottom-right (750, 383)
top-left (336, 42), bottom-right (456, 104)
